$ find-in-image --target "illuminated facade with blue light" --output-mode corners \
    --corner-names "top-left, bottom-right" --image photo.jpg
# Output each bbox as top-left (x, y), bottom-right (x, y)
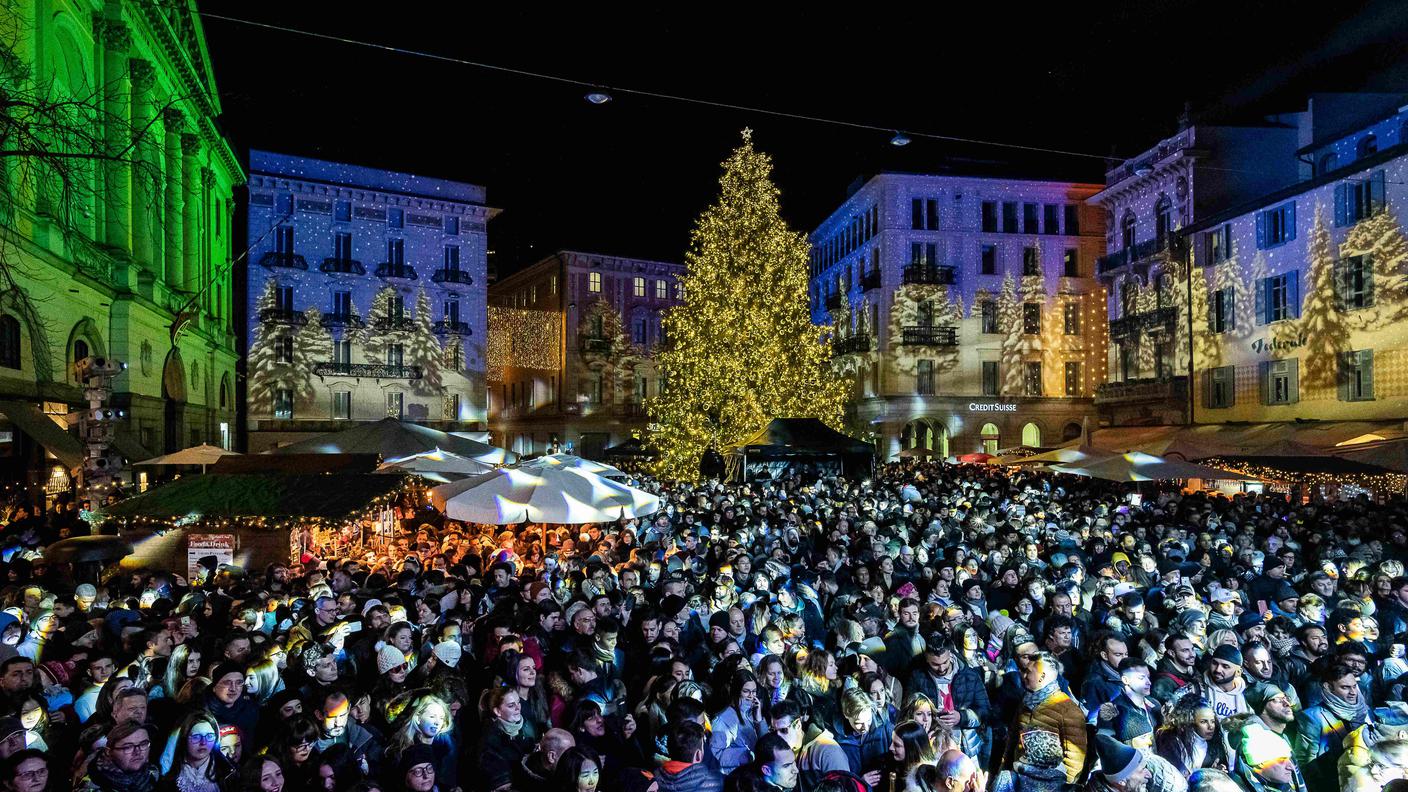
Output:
top-left (810, 173), bottom-right (1105, 459)
top-left (244, 151), bottom-right (495, 451)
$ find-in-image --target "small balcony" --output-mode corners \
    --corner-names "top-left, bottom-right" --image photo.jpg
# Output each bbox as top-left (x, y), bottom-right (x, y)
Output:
top-left (825, 292), bottom-right (843, 310)
top-left (313, 362), bottom-right (423, 380)
top-left (1094, 375), bottom-right (1188, 405)
top-left (833, 334), bottom-right (872, 356)
top-left (320, 258), bottom-right (365, 275)
top-left (860, 269), bottom-right (882, 292)
top-left (258, 307), bottom-right (307, 326)
top-left (1096, 235), bottom-right (1178, 275)
top-left (259, 251), bottom-right (307, 270)
top-left (902, 264), bottom-right (957, 285)
top-left (1108, 306), bottom-right (1178, 340)
top-left (320, 312), bottom-right (364, 329)
top-left (371, 315), bottom-right (416, 332)
top-left (580, 335), bottom-right (612, 355)
top-left (900, 325), bottom-right (958, 346)
top-left (430, 268), bottom-right (474, 286)
top-left (433, 319), bottom-right (473, 336)
top-left (375, 263), bottom-right (418, 281)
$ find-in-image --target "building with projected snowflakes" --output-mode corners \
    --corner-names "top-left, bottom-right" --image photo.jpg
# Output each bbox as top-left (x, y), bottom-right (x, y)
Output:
top-left (244, 151), bottom-right (495, 451)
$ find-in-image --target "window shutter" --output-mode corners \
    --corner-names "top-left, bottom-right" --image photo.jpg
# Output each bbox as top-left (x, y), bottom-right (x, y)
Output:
top-left (1227, 367), bottom-right (1237, 407)
top-left (1332, 258), bottom-right (1346, 311)
top-left (1207, 290), bottom-right (1218, 333)
top-left (1364, 255), bottom-right (1376, 307)
top-left (1259, 360), bottom-right (1272, 404)
top-left (1254, 278), bottom-right (1267, 325)
top-left (1335, 184), bottom-right (1349, 227)
top-left (1371, 171), bottom-right (1387, 214)
top-left (1223, 224), bottom-right (1234, 259)
top-left (1288, 270), bottom-right (1301, 318)
top-left (1287, 358), bottom-right (1300, 404)
top-left (1256, 211), bottom-right (1267, 249)
top-left (1364, 351), bottom-right (1375, 399)
top-left (1338, 352), bottom-right (1351, 401)
top-left (1225, 290), bottom-right (1236, 331)
top-left (1286, 203), bottom-right (1297, 242)
top-left (1203, 369), bottom-right (1214, 409)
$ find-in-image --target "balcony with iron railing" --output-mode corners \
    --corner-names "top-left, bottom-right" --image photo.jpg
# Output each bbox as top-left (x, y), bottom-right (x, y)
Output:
top-left (320, 312), bottom-right (364, 329)
top-left (375, 262), bottom-right (418, 280)
top-left (320, 258), bottom-right (365, 275)
top-left (258, 307), bottom-right (307, 326)
top-left (1097, 234), bottom-right (1180, 275)
top-left (860, 269), bottom-right (882, 291)
top-left (833, 334), bottom-right (872, 356)
top-left (824, 292), bottom-right (843, 310)
top-left (1108, 306), bottom-right (1178, 340)
top-left (1104, 128), bottom-right (1197, 184)
top-left (433, 319), bottom-right (473, 336)
top-left (579, 335), bottom-right (612, 355)
top-left (313, 362), bottom-right (423, 380)
top-left (902, 264), bottom-right (957, 285)
top-left (1094, 375), bottom-right (1188, 405)
top-left (371, 315), bottom-right (416, 332)
top-left (900, 325), bottom-right (958, 346)
top-left (431, 268), bottom-right (474, 286)
top-left (259, 251), bottom-right (307, 270)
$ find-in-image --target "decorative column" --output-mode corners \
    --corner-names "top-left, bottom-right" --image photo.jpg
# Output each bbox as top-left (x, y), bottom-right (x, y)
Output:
top-left (200, 167), bottom-right (215, 313)
top-left (181, 133), bottom-right (201, 293)
top-left (162, 109), bottom-right (185, 288)
top-left (128, 59), bottom-right (156, 268)
top-left (97, 18), bottom-right (133, 252)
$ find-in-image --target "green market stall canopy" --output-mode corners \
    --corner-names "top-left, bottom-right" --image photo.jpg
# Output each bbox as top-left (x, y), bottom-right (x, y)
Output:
top-left (99, 473), bottom-right (410, 526)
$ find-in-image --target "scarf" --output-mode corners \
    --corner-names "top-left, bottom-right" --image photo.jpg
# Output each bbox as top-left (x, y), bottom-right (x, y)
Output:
top-left (592, 641), bottom-right (616, 667)
top-left (498, 716), bottom-right (524, 738)
top-left (1023, 679), bottom-right (1061, 711)
top-left (175, 758), bottom-right (218, 792)
top-left (88, 753), bottom-right (158, 792)
top-left (769, 680), bottom-right (791, 704)
top-left (1320, 686), bottom-right (1369, 724)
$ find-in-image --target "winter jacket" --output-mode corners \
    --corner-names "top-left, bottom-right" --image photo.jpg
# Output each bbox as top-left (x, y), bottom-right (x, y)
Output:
top-left (1295, 703), bottom-right (1368, 792)
top-left (1005, 689), bottom-right (1088, 785)
top-left (479, 722), bottom-right (535, 792)
top-left (1079, 661), bottom-right (1123, 721)
top-left (905, 663), bottom-right (992, 763)
top-left (654, 760), bottom-right (724, 792)
top-left (798, 730), bottom-right (850, 791)
top-left (831, 715), bottom-right (894, 777)
top-left (1150, 658), bottom-right (1195, 706)
top-left (710, 704), bottom-right (761, 778)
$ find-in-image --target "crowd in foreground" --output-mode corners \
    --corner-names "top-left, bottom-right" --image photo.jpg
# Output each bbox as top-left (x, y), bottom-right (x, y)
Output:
top-left (1, 461), bottom-right (1408, 792)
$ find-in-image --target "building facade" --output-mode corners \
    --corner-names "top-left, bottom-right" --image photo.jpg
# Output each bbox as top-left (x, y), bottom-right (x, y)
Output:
top-left (1181, 97), bottom-right (1408, 425)
top-left (487, 251), bottom-right (683, 458)
top-left (244, 151), bottom-right (493, 452)
top-left (0, 0), bottom-right (241, 504)
top-left (1090, 121), bottom-right (1302, 426)
top-left (809, 173), bottom-right (1105, 460)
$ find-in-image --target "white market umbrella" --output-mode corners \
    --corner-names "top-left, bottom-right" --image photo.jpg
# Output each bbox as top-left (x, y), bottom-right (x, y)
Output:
top-left (268, 418), bottom-right (516, 465)
top-left (134, 444), bottom-right (240, 473)
top-left (1051, 451), bottom-right (1257, 482)
top-left (515, 453), bottom-right (625, 478)
top-left (1005, 444), bottom-right (1113, 466)
top-left (377, 449), bottom-right (499, 481)
top-left (431, 465), bottom-right (660, 525)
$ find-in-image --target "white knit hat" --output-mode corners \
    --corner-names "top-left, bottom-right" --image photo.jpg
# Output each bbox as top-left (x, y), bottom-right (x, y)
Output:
top-left (377, 644), bottom-right (406, 674)
top-left (432, 641), bottom-right (462, 669)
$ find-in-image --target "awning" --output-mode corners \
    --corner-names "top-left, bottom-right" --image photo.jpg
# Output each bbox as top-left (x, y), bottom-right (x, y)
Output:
top-left (0, 400), bottom-right (83, 468)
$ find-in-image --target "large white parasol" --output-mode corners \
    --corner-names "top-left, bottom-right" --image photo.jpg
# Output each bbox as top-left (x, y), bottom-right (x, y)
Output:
top-left (431, 465), bottom-right (660, 525)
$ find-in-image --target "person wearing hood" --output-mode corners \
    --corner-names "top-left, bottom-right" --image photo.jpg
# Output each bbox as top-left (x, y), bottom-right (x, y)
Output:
top-left (653, 721), bottom-right (721, 792)
top-left (1295, 662), bottom-right (1373, 792)
top-left (200, 664), bottom-right (258, 749)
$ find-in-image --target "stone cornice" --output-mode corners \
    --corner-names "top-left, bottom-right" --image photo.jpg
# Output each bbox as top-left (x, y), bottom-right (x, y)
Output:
top-left (246, 174), bottom-right (494, 218)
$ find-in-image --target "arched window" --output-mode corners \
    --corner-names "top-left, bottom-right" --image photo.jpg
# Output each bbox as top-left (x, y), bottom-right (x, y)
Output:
top-left (0, 315), bottom-right (19, 370)
top-left (1121, 212), bottom-right (1137, 251)
top-left (73, 339), bottom-right (89, 367)
top-left (1022, 422), bottom-right (1042, 447)
top-left (1318, 152), bottom-right (1338, 175)
top-left (1063, 422), bottom-right (1083, 442)
top-left (980, 422), bottom-right (1000, 455)
top-left (1154, 195), bottom-right (1173, 246)
top-left (1357, 134), bottom-right (1378, 159)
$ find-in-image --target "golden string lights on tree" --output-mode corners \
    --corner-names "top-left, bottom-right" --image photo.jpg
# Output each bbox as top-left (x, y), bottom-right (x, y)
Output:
top-left (647, 130), bottom-right (847, 481)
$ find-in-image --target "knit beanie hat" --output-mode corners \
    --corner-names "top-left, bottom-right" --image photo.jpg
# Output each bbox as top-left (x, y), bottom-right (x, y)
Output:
top-left (398, 744), bottom-right (437, 775)
top-left (1245, 682), bottom-right (1289, 714)
top-left (377, 644), bottom-right (407, 674)
top-left (1094, 734), bottom-right (1145, 783)
top-left (432, 640), bottom-right (462, 669)
top-left (1212, 643), bottom-right (1243, 667)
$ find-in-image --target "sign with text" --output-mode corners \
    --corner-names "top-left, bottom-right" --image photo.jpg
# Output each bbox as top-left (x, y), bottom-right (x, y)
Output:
top-left (968, 402), bottom-right (1018, 412)
top-left (187, 534), bottom-right (236, 581)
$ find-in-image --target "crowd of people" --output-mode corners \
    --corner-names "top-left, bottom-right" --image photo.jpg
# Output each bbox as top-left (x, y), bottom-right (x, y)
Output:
top-left (1, 459), bottom-right (1408, 792)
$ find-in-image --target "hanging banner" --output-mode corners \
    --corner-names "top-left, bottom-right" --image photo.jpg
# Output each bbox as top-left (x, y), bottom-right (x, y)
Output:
top-left (187, 534), bottom-right (236, 581)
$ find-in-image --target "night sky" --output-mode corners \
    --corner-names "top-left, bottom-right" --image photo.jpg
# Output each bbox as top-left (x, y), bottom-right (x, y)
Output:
top-left (200, 2), bottom-right (1408, 277)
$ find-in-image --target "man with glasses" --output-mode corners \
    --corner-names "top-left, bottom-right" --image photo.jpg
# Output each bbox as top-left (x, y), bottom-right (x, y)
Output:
top-left (201, 663), bottom-right (258, 747)
top-left (291, 596), bottom-right (340, 646)
top-left (75, 721), bottom-right (158, 792)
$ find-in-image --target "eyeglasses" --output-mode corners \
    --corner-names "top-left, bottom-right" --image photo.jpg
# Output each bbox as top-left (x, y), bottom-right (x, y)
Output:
top-left (15, 770), bottom-right (45, 782)
top-left (188, 732), bottom-right (218, 744)
top-left (113, 740), bottom-right (151, 754)
top-left (408, 766), bottom-right (434, 779)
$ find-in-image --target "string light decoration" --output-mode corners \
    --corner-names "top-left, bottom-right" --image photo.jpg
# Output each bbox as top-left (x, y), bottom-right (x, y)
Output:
top-left (485, 307), bottom-right (562, 381)
top-left (647, 130), bottom-right (847, 481)
top-left (1200, 457), bottom-right (1408, 496)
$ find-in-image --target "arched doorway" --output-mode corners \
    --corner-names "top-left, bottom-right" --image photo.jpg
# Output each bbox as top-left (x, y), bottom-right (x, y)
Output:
top-left (901, 419), bottom-right (934, 453)
top-left (980, 422), bottom-right (1000, 455)
top-left (162, 349), bottom-right (187, 453)
top-left (1063, 422), bottom-right (1083, 442)
top-left (934, 423), bottom-right (950, 458)
top-left (1021, 422), bottom-right (1042, 447)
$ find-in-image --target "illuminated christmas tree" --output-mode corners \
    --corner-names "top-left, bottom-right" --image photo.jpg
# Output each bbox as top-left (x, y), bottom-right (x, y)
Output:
top-left (408, 287), bottom-right (444, 394)
top-left (997, 274), bottom-right (1024, 394)
top-left (295, 307), bottom-right (332, 407)
top-left (247, 278), bottom-right (280, 413)
top-left (1301, 207), bottom-right (1349, 392)
top-left (647, 130), bottom-right (846, 480)
top-left (1344, 202), bottom-right (1408, 323)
